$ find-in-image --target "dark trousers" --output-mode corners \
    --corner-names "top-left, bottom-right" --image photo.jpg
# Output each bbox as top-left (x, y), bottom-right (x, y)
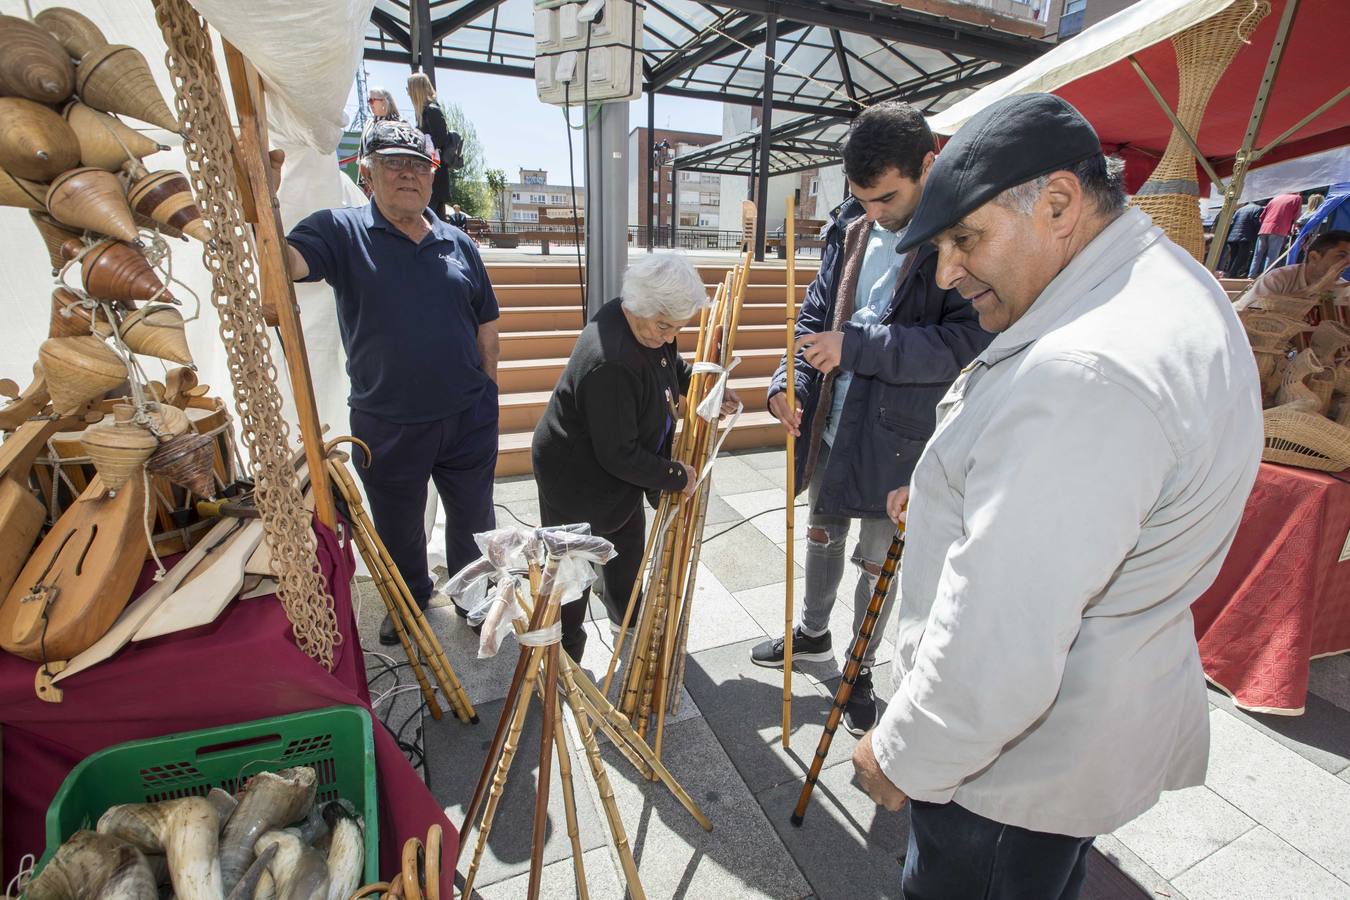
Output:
top-left (350, 386), bottom-right (498, 606)
top-left (1223, 239), bottom-right (1253, 277)
top-left (902, 800), bottom-right (1094, 900)
top-left (537, 496), bottom-right (647, 663)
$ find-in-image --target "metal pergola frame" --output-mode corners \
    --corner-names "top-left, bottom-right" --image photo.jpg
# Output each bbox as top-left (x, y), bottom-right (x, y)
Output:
top-left (363, 0), bottom-right (1050, 257)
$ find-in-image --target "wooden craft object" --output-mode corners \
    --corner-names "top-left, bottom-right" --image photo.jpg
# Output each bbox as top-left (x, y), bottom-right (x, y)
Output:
top-left (0, 474), bottom-right (151, 661)
top-left (0, 165), bottom-right (47, 210)
top-left (50, 286), bottom-right (115, 338)
top-left (34, 7), bottom-right (108, 60)
top-left (34, 213), bottom-right (84, 273)
top-left (80, 405), bottom-right (157, 491)
top-left (131, 517), bottom-right (264, 642)
top-left (0, 15), bottom-right (75, 104)
top-left (125, 166), bottom-right (209, 242)
top-left (64, 101), bottom-right (167, 171)
top-left (0, 367), bottom-right (50, 431)
top-left (0, 97), bottom-right (80, 182)
top-left (147, 432), bottom-right (215, 497)
top-left (68, 238), bottom-right (172, 304)
top-left (0, 413), bottom-right (83, 599)
top-left (46, 167), bottom-right (139, 243)
top-left (120, 304), bottom-right (193, 365)
top-left (54, 513), bottom-right (242, 683)
top-left (74, 44), bottom-right (179, 133)
top-left (39, 335), bottom-right (125, 415)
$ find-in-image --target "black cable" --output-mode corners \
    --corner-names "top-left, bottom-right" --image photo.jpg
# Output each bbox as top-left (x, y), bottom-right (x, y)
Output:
top-left (494, 502), bottom-right (538, 529)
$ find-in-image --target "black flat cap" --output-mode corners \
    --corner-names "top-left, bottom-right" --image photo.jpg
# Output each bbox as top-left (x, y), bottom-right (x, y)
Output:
top-left (899, 93), bottom-right (1102, 252)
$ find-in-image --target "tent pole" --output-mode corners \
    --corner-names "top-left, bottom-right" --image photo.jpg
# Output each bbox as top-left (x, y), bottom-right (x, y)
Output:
top-left (1253, 84), bottom-right (1350, 163)
top-left (1204, 0), bottom-right (1300, 272)
top-left (754, 15), bottom-right (777, 263)
top-left (1127, 56), bottom-right (1225, 190)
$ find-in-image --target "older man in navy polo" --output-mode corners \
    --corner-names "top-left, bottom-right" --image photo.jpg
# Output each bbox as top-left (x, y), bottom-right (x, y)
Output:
top-left (283, 120), bottom-right (500, 645)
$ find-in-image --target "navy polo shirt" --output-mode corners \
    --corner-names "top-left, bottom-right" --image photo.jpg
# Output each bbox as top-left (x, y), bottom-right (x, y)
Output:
top-left (287, 202), bottom-right (499, 424)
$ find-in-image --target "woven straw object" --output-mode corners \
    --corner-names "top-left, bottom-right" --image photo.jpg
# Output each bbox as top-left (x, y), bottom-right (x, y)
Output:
top-left (1275, 348), bottom-right (1330, 414)
top-left (1248, 292), bottom-right (1319, 321)
top-left (1242, 311), bottom-right (1311, 351)
top-left (1310, 320), bottom-right (1350, 364)
top-left (1263, 402), bottom-right (1350, 472)
top-left (1130, 2), bottom-right (1269, 259)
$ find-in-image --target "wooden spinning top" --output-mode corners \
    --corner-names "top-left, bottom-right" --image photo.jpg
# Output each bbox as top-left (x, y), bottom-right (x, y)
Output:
top-left (38, 335), bottom-right (126, 415)
top-left (0, 97), bottom-right (81, 182)
top-left (64, 102), bottom-right (167, 171)
top-left (31, 211), bottom-right (83, 272)
top-left (49, 286), bottom-right (116, 339)
top-left (124, 166), bottom-right (209, 243)
top-left (46, 167), bottom-right (139, 243)
top-left (120, 305), bottom-right (193, 366)
top-left (0, 15), bottom-right (75, 104)
top-left (74, 44), bottom-right (179, 134)
top-left (63, 238), bottom-right (171, 304)
top-left (80, 404), bottom-right (157, 492)
top-left (0, 167), bottom-right (48, 211)
top-left (148, 432), bottom-right (216, 498)
top-left (34, 7), bottom-right (108, 61)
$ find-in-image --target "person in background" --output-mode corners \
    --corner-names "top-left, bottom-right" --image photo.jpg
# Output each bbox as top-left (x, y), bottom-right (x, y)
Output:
top-left (1222, 198), bottom-right (1262, 278)
top-left (852, 93), bottom-right (1262, 900)
top-left (280, 120), bottom-right (500, 645)
top-left (748, 101), bottom-right (989, 734)
top-left (1295, 192), bottom-right (1325, 232)
top-left (448, 204), bottom-right (470, 230)
top-left (407, 73), bottom-right (452, 221)
top-left (1248, 191), bottom-right (1304, 276)
top-left (1240, 230), bottom-right (1350, 310)
top-left (531, 255), bottom-right (737, 663)
top-left (357, 87), bottom-right (401, 197)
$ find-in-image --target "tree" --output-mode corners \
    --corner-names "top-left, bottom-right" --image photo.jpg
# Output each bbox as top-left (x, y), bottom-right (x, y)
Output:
top-left (485, 168), bottom-right (508, 230)
top-left (441, 101), bottom-right (491, 217)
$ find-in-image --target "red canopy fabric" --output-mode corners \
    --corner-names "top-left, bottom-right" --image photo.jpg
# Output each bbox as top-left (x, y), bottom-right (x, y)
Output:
top-left (1053, 0), bottom-right (1349, 191)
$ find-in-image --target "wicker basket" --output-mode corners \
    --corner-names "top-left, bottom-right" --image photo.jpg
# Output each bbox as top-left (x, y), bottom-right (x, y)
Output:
top-left (1263, 403), bottom-right (1350, 472)
top-left (1242, 311), bottom-right (1312, 352)
top-left (1248, 293), bottom-right (1319, 321)
top-left (1275, 348), bottom-right (1330, 414)
top-left (1310, 319), bottom-right (1350, 364)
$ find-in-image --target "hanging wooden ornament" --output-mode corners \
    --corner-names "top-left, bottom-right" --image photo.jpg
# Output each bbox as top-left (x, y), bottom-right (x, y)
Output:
top-left (148, 432), bottom-right (216, 497)
top-left (120, 304), bottom-right (193, 366)
top-left (31, 211), bottom-right (83, 272)
top-left (0, 97), bottom-right (81, 182)
top-left (46, 166), bottom-right (139, 242)
top-left (63, 237), bottom-right (173, 304)
top-left (0, 15), bottom-right (76, 104)
top-left (38, 335), bottom-right (126, 415)
top-left (33, 7), bottom-right (108, 61)
top-left (80, 405), bottom-right (157, 492)
top-left (0, 166), bottom-right (47, 210)
top-left (64, 101), bottom-right (167, 171)
top-left (124, 164), bottom-right (209, 242)
top-left (49, 286), bottom-right (116, 338)
top-left (74, 44), bottom-right (179, 134)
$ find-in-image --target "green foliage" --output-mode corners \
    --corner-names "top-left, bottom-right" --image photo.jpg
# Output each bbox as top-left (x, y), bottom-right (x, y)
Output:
top-left (485, 168), bottom-right (509, 226)
top-left (441, 102), bottom-right (491, 217)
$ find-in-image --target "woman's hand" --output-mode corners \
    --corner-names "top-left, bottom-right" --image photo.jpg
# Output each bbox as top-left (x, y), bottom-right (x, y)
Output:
top-left (720, 386), bottom-right (741, 419)
top-left (768, 392), bottom-right (803, 437)
top-left (679, 461), bottom-right (698, 496)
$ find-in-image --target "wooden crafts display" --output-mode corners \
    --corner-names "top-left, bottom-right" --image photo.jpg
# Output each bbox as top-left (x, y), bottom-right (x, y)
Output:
top-left (65, 102), bottom-right (168, 171)
top-left (46, 166), bottom-right (140, 243)
top-left (67, 237), bottom-right (174, 304)
top-left (33, 6), bottom-right (107, 59)
top-left (74, 43), bottom-right (179, 134)
top-left (602, 206), bottom-right (754, 761)
top-left (0, 14), bottom-right (75, 104)
top-left (0, 96), bottom-right (81, 181)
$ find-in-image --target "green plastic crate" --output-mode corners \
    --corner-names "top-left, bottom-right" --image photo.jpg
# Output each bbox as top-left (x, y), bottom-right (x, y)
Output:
top-left (36, 706), bottom-right (378, 885)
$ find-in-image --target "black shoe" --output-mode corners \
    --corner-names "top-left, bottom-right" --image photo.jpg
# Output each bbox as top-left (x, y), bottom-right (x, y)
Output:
top-left (750, 627), bottom-right (833, 668)
top-left (378, 613), bottom-right (400, 646)
top-left (843, 667), bottom-right (877, 736)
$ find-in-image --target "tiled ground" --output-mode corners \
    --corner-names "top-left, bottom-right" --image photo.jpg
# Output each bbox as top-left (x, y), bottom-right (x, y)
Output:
top-left (354, 447), bottom-right (1350, 900)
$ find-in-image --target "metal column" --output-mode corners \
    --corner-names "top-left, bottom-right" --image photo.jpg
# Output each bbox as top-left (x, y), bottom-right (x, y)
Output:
top-left (584, 101), bottom-right (629, 321)
top-left (754, 16), bottom-right (777, 261)
top-left (646, 91), bottom-right (656, 251)
top-left (410, 0), bottom-right (437, 88)
top-left (669, 168), bottom-right (678, 248)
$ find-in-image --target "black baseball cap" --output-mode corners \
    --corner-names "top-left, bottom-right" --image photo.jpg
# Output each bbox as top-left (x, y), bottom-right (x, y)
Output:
top-left (365, 120), bottom-right (435, 165)
top-left (899, 93), bottom-right (1102, 252)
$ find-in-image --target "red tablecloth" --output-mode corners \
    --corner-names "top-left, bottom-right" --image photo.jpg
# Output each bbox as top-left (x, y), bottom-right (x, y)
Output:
top-left (1193, 463), bottom-right (1350, 714)
top-left (1, 521), bottom-right (457, 894)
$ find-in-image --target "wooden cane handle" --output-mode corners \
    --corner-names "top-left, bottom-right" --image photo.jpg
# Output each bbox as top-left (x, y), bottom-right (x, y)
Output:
top-left (401, 837), bottom-right (424, 900)
top-left (424, 825), bottom-right (442, 900)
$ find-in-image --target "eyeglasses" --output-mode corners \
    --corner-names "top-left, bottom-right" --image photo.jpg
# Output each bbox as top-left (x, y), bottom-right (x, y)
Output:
top-left (376, 157), bottom-right (433, 174)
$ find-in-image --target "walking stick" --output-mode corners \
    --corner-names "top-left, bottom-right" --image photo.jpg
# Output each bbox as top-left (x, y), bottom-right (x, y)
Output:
top-left (783, 191), bottom-right (797, 749)
top-left (790, 523), bottom-right (905, 826)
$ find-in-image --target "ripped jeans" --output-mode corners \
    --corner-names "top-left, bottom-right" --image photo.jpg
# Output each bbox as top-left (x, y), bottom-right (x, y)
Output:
top-left (800, 441), bottom-right (901, 668)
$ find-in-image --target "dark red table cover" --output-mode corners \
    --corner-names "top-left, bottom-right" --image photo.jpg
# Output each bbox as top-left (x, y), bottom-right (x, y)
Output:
top-left (1193, 463), bottom-right (1350, 714)
top-left (1, 521), bottom-right (458, 895)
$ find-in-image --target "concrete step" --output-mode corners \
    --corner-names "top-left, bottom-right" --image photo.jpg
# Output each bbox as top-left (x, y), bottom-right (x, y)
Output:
top-left (498, 346), bottom-right (784, 394)
top-left (500, 323), bottom-right (788, 361)
top-left (493, 282), bottom-right (808, 307)
top-left (498, 375), bottom-right (772, 433)
top-left (498, 301), bottom-right (794, 333)
top-left (494, 408), bottom-right (781, 477)
top-left (484, 262), bottom-right (818, 286)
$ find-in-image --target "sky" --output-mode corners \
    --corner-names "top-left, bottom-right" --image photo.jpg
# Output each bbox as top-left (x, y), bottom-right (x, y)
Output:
top-left (349, 61), bottom-right (726, 186)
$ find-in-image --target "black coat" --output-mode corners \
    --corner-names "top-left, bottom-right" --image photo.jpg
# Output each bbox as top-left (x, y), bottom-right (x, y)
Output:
top-left (419, 104), bottom-right (452, 218)
top-left (532, 299), bottom-right (691, 532)
top-left (769, 198), bottom-right (992, 518)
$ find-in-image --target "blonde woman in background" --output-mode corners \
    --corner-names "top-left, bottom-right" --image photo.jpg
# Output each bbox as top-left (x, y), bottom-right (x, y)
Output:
top-left (407, 73), bottom-right (453, 220)
top-left (357, 87), bottom-right (402, 196)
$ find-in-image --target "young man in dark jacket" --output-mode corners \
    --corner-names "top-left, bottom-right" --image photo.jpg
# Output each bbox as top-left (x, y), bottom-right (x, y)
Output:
top-left (749, 102), bottom-right (991, 733)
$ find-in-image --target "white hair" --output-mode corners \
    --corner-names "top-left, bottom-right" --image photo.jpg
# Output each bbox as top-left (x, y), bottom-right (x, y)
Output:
top-left (620, 254), bottom-right (709, 320)
top-left (992, 155), bottom-right (1127, 217)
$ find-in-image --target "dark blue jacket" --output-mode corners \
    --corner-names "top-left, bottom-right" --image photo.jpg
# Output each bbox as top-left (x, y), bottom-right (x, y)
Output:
top-left (768, 198), bottom-right (991, 518)
top-left (1229, 202), bottom-right (1263, 244)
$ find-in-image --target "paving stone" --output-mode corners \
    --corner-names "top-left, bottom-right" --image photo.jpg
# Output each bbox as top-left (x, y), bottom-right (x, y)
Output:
top-left (1171, 826), bottom-right (1348, 900)
top-left (1205, 707), bottom-right (1350, 883)
top-left (685, 639), bottom-right (858, 795)
top-left (497, 496), bottom-right (541, 530)
top-left (1111, 786), bottom-right (1256, 880)
top-left (733, 578), bottom-right (804, 642)
top-left (1207, 687), bottom-right (1350, 774)
top-left (682, 563), bottom-right (767, 653)
top-left (422, 605), bottom-right (524, 707)
top-left (701, 492), bottom-right (743, 526)
top-left (754, 758), bottom-right (909, 900)
top-left (493, 476), bottom-right (540, 505)
top-left (473, 846), bottom-right (625, 900)
top-left (709, 454), bottom-right (778, 496)
top-left (1091, 834), bottom-right (1188, 900)
top-left (573, 619), bottom-right (703, 729)
top-left (700, 523), bottom-right (800, 592)
top-left (596, 714), bottom-right (813, 900)
top-left (426, 695), bottom-right (606, 889)
top-left (724, 488), bottom-right (806, 545)
top-left (1308, 653), bottom-right (1350, 713)
top-left (734, 578), bottom-right (895, 679)
top-left (734, 447), bottom-right (787, 470)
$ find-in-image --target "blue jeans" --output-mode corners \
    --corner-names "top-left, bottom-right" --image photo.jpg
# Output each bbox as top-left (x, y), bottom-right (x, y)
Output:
top-left (902, 800), bottom-right (1093, 900)
top-left (1248, 233), bottom-right (1286, 277)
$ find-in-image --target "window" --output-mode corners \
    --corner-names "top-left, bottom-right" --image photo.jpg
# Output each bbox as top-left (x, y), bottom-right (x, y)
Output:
top-left (809, 177), bottom-right (819, 197)
top-left (679, 190), bottom-right (699, 205)
top-left (1063, 0), bottom-right (1085, 10)
top-left (511, 192), bottom-right (522, 201)
top-left (510, 210), bottom-right (538, 222)
top-left (666, 193), bottom-right (672, 203)
top-left (652, 192), bottom-right (659, 203)
top-left (698, 213), bottom-right (719, 228)
top-left (551, 194), bottom-right (565, 204)
top-left (530, 193), bottom-right (547, 204)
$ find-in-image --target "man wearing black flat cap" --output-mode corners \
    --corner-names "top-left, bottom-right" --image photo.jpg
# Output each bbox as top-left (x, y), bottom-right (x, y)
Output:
top-left (848, 93), bottom-right (1263, 898)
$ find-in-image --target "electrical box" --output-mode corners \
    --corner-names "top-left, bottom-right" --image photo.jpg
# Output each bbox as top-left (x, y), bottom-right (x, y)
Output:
top-left (533, 0), bottom-right (644, 106)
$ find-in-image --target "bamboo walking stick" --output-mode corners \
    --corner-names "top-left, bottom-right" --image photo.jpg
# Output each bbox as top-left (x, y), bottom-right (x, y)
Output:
top-left (790, 524), bottom-right (904, 826)
top-left (551, 697), bottom-right (589, 900)
top-left (783, 192), bottom-right (798, 749)
top-left (527, 642), bottom-right (559, 900)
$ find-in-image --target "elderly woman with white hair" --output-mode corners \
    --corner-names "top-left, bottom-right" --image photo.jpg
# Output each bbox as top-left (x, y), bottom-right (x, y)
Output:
top-left (532, 254), bottom-right (738, 662)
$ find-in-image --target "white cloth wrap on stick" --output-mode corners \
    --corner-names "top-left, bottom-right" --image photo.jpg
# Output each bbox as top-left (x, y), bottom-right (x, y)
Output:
top-left (445, 526), bottom-right (616, 657)
top-left (692, 357), bottom-right (741, 422)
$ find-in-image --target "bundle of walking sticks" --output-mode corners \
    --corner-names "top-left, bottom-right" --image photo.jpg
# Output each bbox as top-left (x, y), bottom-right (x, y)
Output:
top-left (601, 246), bottom-right (752, 760)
